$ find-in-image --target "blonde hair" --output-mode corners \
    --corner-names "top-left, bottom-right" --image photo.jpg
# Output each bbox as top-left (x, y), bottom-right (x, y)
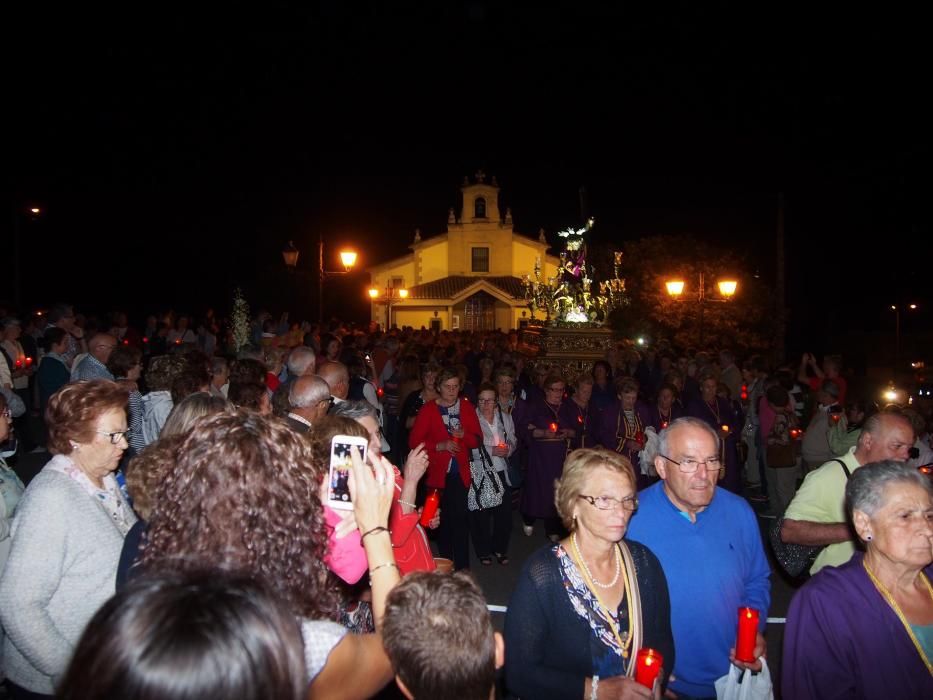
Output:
top-left (554, 448), bottom-right (635, 530)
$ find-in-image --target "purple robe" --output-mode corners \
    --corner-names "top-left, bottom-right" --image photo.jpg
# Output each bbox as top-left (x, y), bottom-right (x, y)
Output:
top-left (783, 553), bottom-right (933, 700)
top-left (559, 398), bottom-right (595, 450)
top-left (686, 396), bottom-right (742, 493)
top-left (520, 398), bottom-right (574, 519)
top-left (595, 400), bottom-right (650, 462)
top-left (644, 402), bottom-right (684, 433)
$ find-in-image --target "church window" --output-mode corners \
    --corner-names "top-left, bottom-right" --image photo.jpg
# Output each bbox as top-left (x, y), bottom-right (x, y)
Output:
top-left (472, 247), bottom-right (489, 272)
top-left (474, 197), bottom-right (486, 218)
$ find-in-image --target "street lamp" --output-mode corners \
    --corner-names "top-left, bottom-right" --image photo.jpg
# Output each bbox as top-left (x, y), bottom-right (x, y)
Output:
top-left (664, 272), bottom-right (738, 346)
top-left (368, 283), bottom-right (408, 330)
top-left (891, 303), bottom-right (918, 383)
top-left (316, 236), bottom-right (357, 323)
top-left (282, 240), bottom-right (300, 269)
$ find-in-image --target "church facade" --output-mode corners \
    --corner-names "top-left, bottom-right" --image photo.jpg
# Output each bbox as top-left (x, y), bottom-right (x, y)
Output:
top-left (367, 172), bottom-right (561, 331)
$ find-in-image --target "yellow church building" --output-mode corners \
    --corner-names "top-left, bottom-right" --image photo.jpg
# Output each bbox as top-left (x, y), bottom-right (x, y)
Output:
top-left (367, 172), bottom-right (561, 331)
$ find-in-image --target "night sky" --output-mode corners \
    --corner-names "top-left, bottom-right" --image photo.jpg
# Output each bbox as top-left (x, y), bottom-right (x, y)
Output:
top-left (6, 3), bottom-right (929, 359)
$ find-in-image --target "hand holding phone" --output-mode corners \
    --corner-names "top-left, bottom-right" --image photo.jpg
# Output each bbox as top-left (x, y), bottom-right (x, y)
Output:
top-left (327, 435), bottom-right (369, 510)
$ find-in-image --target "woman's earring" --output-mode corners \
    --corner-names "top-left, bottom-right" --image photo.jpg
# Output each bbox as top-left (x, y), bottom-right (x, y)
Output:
top-left (865, 534), bottom-right (872, 541)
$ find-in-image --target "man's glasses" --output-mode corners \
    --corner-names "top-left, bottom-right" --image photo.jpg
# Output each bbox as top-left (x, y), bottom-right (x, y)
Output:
top-left (578, 494), bottom-right (639, 511)
top-left (96, 430), bottom-right (130, 445)
top-left (658, 454), bottom-right (722, 474)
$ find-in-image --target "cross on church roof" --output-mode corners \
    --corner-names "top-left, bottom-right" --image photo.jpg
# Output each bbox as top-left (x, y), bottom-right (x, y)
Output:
top-left (474, 169), bottom-right (486, 183)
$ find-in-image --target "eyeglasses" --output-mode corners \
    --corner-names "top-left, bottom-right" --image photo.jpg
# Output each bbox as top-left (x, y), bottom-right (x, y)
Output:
top-left (578, 494), bottom-right (639, 511)
top-left (477, 398), bottom-right (496, 404)
top-left (658, 454), bottom-right (722, 474)
top-left (1, 409), bottom-right (11, 419)
top-left (96, 430), bottom-right (130, 445)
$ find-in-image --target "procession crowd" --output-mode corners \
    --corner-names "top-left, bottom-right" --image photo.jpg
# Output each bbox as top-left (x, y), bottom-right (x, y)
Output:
top-left (0, 302), bottom-right (931, 699)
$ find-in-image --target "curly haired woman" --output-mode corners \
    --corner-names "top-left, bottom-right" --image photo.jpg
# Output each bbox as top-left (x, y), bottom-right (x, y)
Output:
top-left (141, 412), bottom-right (398, 699)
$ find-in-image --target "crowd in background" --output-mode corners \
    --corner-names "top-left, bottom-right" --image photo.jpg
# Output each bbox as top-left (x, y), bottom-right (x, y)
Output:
top-left (0, 300), bottom-right (931, 699)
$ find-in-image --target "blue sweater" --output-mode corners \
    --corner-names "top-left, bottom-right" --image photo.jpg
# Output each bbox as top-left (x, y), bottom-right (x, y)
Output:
top-left (626, 483), bottom-right (771, 698)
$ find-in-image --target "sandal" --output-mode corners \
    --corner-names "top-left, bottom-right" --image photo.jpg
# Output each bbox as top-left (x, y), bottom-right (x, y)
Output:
top-left (479, 556), bottom-right (493, 566)
top-left (494, 552), bottom-right (509, 566)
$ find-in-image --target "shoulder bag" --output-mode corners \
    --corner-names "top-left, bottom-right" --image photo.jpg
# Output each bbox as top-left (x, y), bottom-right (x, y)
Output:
top-left (768, 459), bottom-right (851, 578)
top-left (467, 445), bottom-right (504, 511)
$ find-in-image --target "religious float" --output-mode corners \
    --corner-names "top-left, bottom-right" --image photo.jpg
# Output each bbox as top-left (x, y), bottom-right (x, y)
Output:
top-left (518, 219), bottom-right (628, 383)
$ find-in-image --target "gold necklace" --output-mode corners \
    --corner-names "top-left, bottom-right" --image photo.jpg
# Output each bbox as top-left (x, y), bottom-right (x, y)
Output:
top-left (569, 536), bottom-right (634, 659)
top-left (862, 558), bottom-right (933, 676)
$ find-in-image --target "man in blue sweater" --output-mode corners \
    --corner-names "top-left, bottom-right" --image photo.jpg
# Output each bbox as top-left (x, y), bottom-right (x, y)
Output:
top-left (627, 417), bottom-right (770, 699)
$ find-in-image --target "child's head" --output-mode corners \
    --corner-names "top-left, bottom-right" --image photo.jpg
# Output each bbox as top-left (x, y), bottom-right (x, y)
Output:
top-left (382, 572), bottom-right (503, 700)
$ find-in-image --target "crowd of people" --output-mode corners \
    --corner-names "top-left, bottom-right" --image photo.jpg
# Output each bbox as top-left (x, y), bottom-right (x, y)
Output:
top-left (0, 301), bottom-right (931, 699)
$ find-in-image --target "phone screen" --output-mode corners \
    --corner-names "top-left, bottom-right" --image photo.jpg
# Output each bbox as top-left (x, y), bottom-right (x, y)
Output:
top-left (328, 437), bottom-right (367, 509)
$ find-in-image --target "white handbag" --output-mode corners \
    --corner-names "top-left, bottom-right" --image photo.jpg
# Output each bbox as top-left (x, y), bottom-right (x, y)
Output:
top-left (714, 658), bottom-right (774, 700)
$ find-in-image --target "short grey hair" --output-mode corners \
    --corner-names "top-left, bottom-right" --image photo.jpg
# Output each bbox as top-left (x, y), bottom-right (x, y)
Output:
top-left (846, 460), bottom-right (933, 518)
top-left (330, 399), bottom-right (378, 422)
top-left (657, 417), bottom-right (721, 457)
top-left (288, 375), bottom-right (331, 409)
top-left (287, 346), bottom-right (316, 377)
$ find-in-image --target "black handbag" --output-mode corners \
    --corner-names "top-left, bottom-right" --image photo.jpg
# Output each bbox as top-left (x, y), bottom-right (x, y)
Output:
top-left (768, 459), bottom-right (851, 578)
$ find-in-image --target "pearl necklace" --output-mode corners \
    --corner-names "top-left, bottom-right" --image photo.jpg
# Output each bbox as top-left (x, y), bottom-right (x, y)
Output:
top-left (572, 533), bottom-right (621, 589)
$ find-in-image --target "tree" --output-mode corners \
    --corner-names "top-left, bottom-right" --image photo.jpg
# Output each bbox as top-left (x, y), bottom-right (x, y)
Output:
top-left (599, 234), bottom-right (772, 353)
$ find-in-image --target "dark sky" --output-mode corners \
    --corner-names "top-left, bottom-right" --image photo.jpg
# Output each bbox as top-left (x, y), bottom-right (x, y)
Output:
top-left (5, 3), bottom-right (929, 351)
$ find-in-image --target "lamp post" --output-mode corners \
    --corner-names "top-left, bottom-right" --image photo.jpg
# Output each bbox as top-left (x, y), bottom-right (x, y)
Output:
top-left (368, 283), bottom-right (408, 330)
top-left (317, 233), bottom-right (357, 324)
top-left (13, 204), bottom-right (42, 310)
top-left (891, 303), bottom-right (918, 383)
top-left (664, 272), bottom-right (738, 347)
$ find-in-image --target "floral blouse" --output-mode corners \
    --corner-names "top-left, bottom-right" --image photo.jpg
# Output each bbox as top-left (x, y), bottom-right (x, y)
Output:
top-left (555, 544), bottom-right (630, 679)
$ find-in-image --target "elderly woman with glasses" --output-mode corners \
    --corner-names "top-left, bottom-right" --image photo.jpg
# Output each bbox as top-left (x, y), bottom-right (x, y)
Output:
top-left (505, 448), bottom-right (674, 700)
top-left (783, 460), bottom-right (933, 699)
top-left (0, 380), bottom-right (136, 698)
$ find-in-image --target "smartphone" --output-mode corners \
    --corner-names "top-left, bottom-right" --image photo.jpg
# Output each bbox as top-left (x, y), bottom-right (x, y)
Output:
top-left (327, 434), bottom-right (368, 510)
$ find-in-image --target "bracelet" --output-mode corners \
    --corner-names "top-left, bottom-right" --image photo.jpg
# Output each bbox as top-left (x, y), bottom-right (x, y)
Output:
top-left (590, 674), bottom-right (599, 700)
top-left (359, 526), bottom-right (390, 545)
top-left (368, 561), bottom-right (399, 576)
top-left (397, 499), bottom-right (418, 509)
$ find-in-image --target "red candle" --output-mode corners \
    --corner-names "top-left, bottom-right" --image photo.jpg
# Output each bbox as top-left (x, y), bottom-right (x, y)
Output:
top-left (549, 422), bottom-right (558, 433)
top-left (660, 420), bottom-right (669, 430)
top-left (14, 359), bottom-right (22, 368)
top-left (577, 414), bottom-right (584, 424)
top-left (634, 648), bottom-right (663, 689)
top-left (831, 413), bottom-right (840, 424)
top-left (735, 607), bottom-right (759, 663)
top-left (420, 489), bottom-right (440, 527)
top-left (24, 356), bottom-right (33, 367)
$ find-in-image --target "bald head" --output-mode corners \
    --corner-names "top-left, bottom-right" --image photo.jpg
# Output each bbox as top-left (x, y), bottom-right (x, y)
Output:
top-left (317, 362), bottom-right (349, 400)
top-left (89, 333), bottom-right (118, 364)
top-left (856, 412), bottom-right (915, 464)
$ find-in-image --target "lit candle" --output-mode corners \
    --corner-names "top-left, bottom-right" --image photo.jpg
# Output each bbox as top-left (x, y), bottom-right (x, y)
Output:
top-left (24, 356), bottom-right (33, 367)
top-left (549, 422), bottom-right (558, 433)
top-left (634, 648), bottom-right (663, 689)
top-left (14, 359), bottom-right (22, 368)
top-left (577, 415), bottom-right (584, 424)
top-left (660, 420), bottom-right (669, 430)
top-left (721, 424), bottom-right (730, 434)
top-left (735, 607), bottom-right (759, 663)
